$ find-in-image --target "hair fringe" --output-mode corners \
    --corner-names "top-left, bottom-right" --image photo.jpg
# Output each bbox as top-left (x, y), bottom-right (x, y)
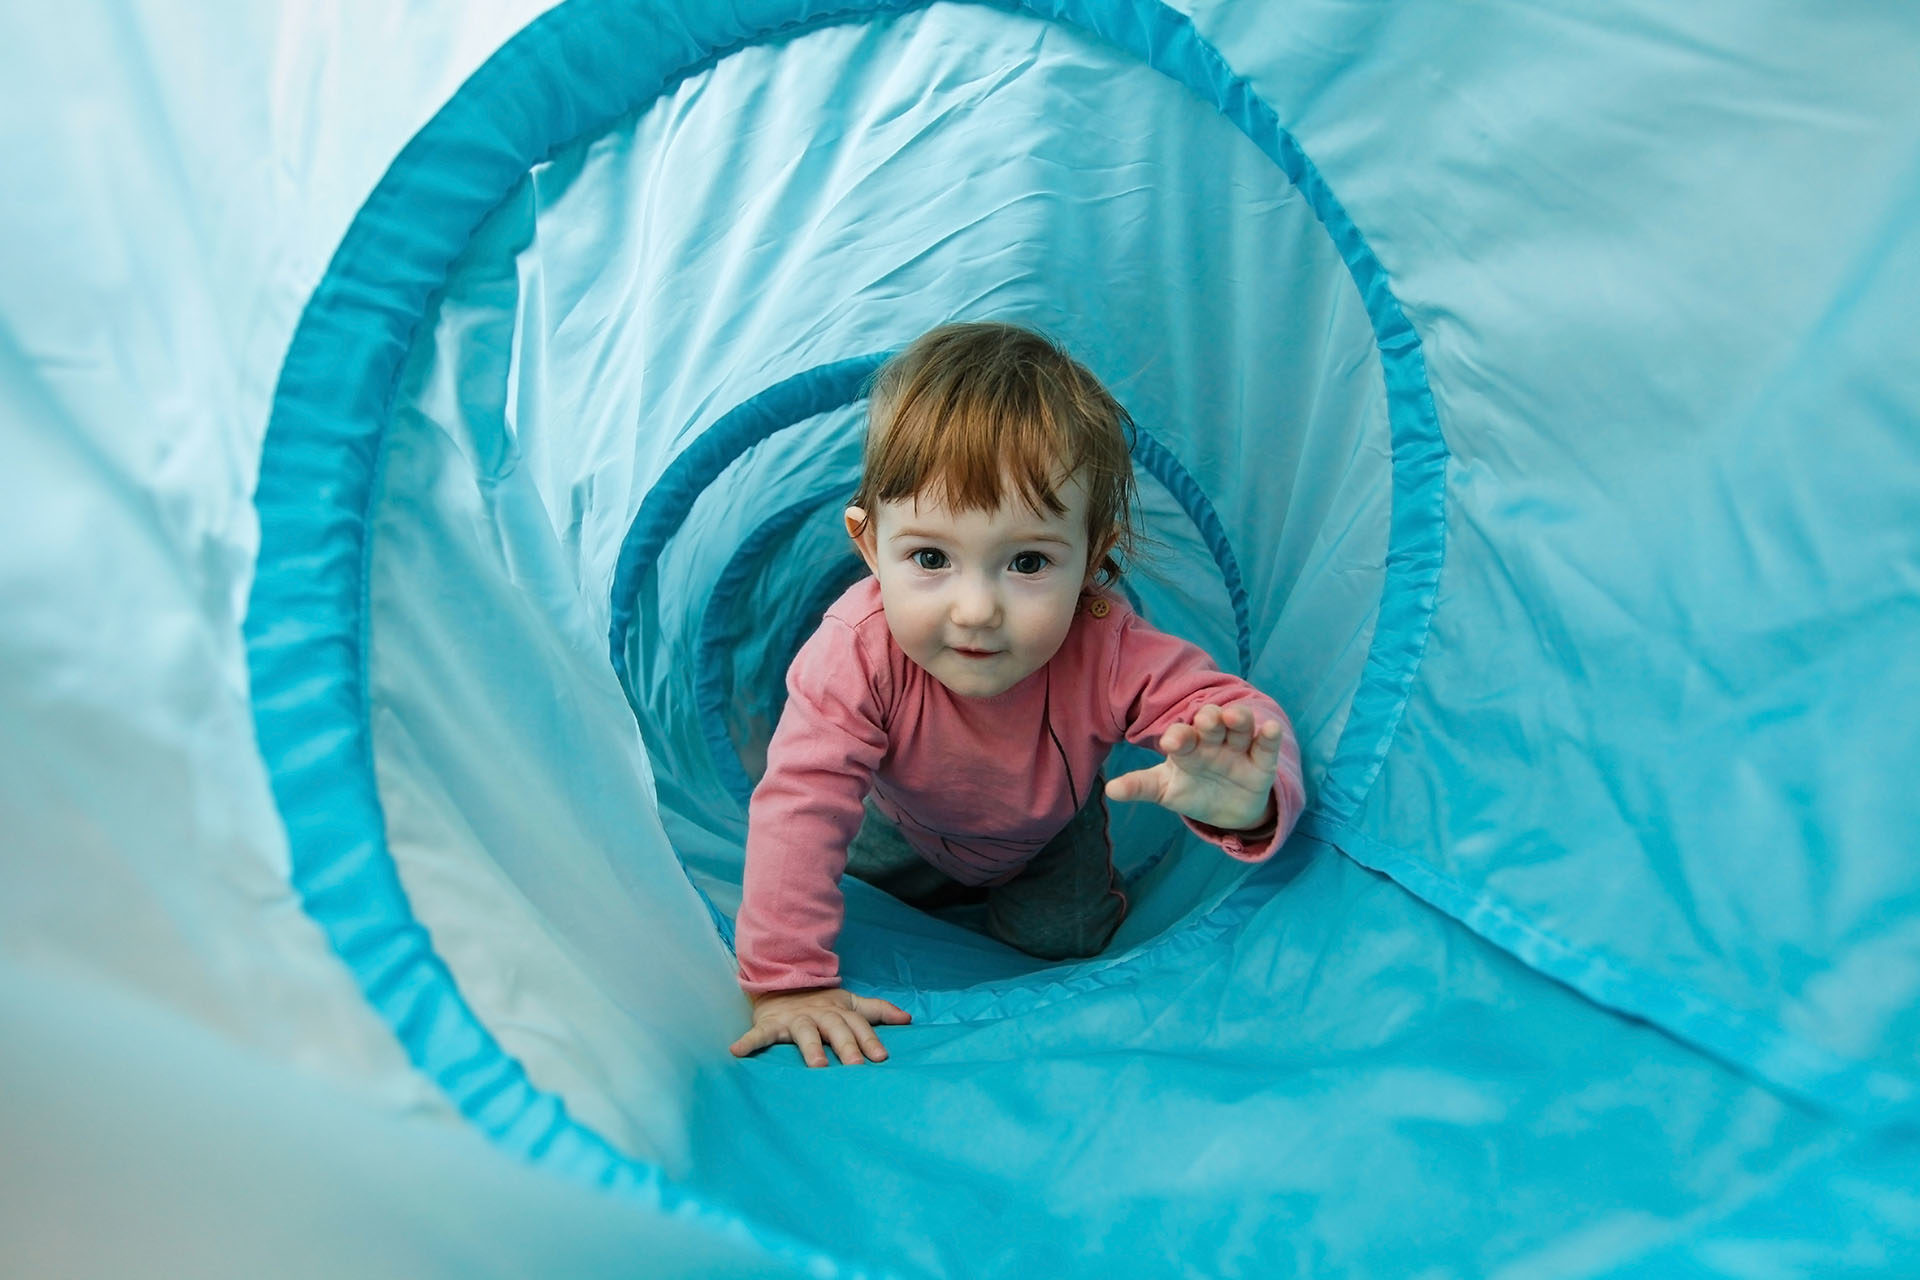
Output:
top-left (850, 322), bottom-right (1140, 588)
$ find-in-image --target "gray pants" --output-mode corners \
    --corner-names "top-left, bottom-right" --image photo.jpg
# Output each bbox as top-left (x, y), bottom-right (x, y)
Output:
top-left (844, 782), bottom-right (1127, 961)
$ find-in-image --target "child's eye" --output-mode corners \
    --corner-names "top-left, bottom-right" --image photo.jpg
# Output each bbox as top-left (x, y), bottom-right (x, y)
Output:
top-left (911, 548), bottom-right (949, 571)
top-left (1009, 551), bottom-right (1051, 575)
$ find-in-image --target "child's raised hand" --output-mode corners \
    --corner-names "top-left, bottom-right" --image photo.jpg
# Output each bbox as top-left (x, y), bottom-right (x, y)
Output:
top-left (730, 986), bottom-right (912, 1068)
top-left (1105, 703), bottom-right (1281, 833)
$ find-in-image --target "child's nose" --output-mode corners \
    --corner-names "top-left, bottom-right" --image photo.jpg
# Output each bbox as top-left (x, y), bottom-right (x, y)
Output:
top-left (949, 576), bottom-right (1000, 627)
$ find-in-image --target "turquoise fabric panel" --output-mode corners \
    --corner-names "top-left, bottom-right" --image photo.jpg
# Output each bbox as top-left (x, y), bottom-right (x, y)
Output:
top-left (1, 966), bottom-right (826, 1279)
top-left (247, 0), bottom-right (1920, 1263)
top-left (369, 203), bottom-right (748, 1165)
top-left (1316, 6), bottom-right (1920, 1120)
top-left (16, 0), bottom-right (1909, 1274)
top-left (688, 841), bottom-right (1912, 1277)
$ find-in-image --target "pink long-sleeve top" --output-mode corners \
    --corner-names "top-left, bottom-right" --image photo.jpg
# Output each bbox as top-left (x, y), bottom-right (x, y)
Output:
top-left (734, 576), bottom-right (1306, 995)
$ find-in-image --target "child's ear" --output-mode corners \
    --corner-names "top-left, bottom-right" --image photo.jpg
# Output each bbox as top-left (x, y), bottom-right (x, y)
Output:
top-left (1087, 530), bottom-right (1119, 582)
top-left (845, 507), bottom-right (880, 573)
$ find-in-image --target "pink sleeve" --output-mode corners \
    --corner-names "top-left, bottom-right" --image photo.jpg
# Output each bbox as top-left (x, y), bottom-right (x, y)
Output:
top-left (733, 618), bottom-right (890, 995)
top-left (1106, 613), bottom-right (1306, 863)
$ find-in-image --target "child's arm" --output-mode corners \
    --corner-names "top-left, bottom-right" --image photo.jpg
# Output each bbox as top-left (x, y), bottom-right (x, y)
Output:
top-left (1101, 613), bottom-right (1306, 861)
top-left (732, 613), bottom-right (908, 1065)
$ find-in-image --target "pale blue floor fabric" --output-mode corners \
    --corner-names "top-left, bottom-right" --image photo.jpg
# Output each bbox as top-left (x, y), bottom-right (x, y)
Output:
top-left (4, 1), bottom-right (1919, 1276)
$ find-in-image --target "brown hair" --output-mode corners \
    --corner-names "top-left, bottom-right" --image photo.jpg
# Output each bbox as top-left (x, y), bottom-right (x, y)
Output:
top-left (849, 322), bottom-right (1138, 587)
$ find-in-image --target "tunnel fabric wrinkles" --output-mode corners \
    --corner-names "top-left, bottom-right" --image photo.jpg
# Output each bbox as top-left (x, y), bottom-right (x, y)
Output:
top-left (183, 0), bottom-right (1920, 1273)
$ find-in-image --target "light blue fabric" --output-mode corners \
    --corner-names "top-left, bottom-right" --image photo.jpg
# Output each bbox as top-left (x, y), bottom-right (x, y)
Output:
top-left (8, 0), bottom-right (1918, 1274)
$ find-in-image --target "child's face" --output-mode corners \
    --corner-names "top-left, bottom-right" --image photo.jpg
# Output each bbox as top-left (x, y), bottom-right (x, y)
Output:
top-left (847, 473), bottom-right (1100, 699)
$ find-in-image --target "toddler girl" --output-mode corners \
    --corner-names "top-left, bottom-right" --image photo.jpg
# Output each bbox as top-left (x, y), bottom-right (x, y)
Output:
top-left (730, 322), bottom-right (1305, 1068)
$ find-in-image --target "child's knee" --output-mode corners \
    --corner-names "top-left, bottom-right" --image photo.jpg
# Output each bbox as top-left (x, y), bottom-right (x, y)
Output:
top-left (988, 888), bottom-right (1126, 960)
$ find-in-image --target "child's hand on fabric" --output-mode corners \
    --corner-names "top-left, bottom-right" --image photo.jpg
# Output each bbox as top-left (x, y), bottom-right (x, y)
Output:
top-left (1105, 703), bottom-right (1281, 832)
top-left (730, 986), bottom-right (912, 1067)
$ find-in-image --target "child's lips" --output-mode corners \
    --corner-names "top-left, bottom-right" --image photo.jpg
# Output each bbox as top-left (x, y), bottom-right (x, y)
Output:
top-left (952, 646), bottom-right (1001, 659)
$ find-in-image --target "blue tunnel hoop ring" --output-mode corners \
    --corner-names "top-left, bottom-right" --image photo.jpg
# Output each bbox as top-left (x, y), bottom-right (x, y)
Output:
top-left (243, 0), bottom-right (1447, 1194)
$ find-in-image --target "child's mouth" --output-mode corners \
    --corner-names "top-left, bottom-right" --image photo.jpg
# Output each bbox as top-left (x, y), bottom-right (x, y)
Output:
top-left (952, 647), bottom-right (999, 659)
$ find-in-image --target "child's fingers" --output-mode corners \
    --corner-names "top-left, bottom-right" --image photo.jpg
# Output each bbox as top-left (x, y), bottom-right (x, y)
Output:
top-left (846, 1015), bottom-right (891, 1063)
top-left (1105, 766), bottom-right (1166, 806)
top-left (729, 1026), bottom-right (772, 1058)
top-left (791, 1018), bottom-right (829, 1069)
top-left (820, 1015), bottom-right (868, 1066)
top-left (852, 995), bottom-right (912, 1026)
top-left (1220, 706), bottom-right (1254, 754)
top-left (1239, 719), bottom-right (1284, 777)
top-left (1166, 708), bottom-right (1256, 759)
